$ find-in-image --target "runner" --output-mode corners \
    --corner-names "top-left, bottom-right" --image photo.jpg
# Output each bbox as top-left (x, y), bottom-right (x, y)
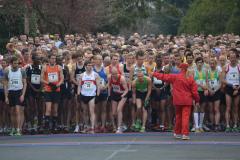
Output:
top-left (71, 52), bottom-right (85, 133)
top-left (108, 67), bottom-right (128, 133)
top-left (77, 60), bottom-right (100, 133)
top-left (207, 58), bottom-right (221, 131)
top-left (193, 57), bottom-right (209, 132)
top-left (56, 56), bottom-right (72, 131)
top-left (132, 71), bottom-right (152, 132)
top-left (25, 54), bottom-right (42, 132)
top-left (93, 54), bottom-right (108, 132)
top-left (4, 56), bottom-right (27, 136)
top-left (151, 54), bottom-right (169, 131)
top-left (221, 49), bottom-right (240, 132)
top-left (41, 54), bottom-right (64, 132)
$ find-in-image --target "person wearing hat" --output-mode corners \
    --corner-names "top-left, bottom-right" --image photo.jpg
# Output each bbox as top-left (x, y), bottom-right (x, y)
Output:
top-left (152, 63), bottom-right (200, 140)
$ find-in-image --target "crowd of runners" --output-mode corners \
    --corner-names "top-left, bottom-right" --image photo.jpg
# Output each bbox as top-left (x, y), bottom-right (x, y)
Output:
top-left (0, 33), bottom-right (239, 136)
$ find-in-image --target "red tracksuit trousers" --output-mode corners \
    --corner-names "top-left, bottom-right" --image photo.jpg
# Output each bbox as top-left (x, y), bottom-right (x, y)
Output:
top-left (174, 105), bottom-right (192, 135)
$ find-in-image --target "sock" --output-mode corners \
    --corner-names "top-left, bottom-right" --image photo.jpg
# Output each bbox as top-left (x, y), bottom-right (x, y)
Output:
top-left (199, 113), bottom-right (205, 128)
top-left (44, 116), bottom-right (50, 129)
top-left (52, 116), bottom-right (58, 129)
top-left (194, 113), bottom-right (199, 129)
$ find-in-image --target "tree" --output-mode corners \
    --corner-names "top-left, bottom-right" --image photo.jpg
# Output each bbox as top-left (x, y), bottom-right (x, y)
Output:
top-left (178, 0), bottom-right (236, 35)
top-left (33, 0), bottom-right (105, 35)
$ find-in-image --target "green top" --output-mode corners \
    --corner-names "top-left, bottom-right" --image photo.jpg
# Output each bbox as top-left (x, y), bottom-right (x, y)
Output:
top-left (136, 76), bottom-right (148, 92)
top-left (194, 69), bottom-right (207, 91)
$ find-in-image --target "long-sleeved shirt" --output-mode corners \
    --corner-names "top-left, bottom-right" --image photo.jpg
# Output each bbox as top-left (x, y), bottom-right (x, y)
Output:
top-left (153, 71), bottom-right (200, 106)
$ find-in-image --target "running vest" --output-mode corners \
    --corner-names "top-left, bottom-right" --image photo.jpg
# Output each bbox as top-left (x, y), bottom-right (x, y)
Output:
top-left (110, 75), bottom-right (124, 94)
top-left (123, 63), bottom-right (130, 82)
top-left (94, 66), bottom-right (108, 94)
top-left (225, 64), bottom-right (240, 86)
top-left (194, 68), bottom-right (207, 91)
top-left (61, 64), bottom-right (70, 89)
top-left (133, 64), bottom-right (148, 79)
top-left (109, 64), bottom-right (122, 75)
top-left (80, 71), bottom-right (97, 96)
top-left (8, 68), bottom-right (23, 91)
top-left (75, 63), bottom-right (85, 82)
top-left (152, 67), bottom-right (164, 88)
top-left (136, 76), bottom-right (148, 92)
top-left (27, 65), bottom-right (41, 87)
top-left (208, 69), bottom-right (220, 92)
top-left (44, 65), bottom-right (61, 92)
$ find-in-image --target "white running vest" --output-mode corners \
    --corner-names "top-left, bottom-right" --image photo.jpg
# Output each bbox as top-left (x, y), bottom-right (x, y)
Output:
top-left (81, 72), bottom-right (97, 96)
top-left (226, 64), bottom-right (240, 86)
top-left (8, 68), bottom-right (23, 91)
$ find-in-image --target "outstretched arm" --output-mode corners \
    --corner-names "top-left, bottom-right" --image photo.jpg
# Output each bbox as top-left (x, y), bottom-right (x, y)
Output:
top-left (152, 72), bottom-right (177, 84)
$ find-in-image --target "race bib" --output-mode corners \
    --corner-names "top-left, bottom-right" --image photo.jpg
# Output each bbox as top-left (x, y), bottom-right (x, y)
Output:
top-left (83, 81), bottom-right (94, 90)
top-left (31, 74), bottom-right (41, 84)
top-left (48, 72), bottom-right (58, 83)
top-left (10, 79), bottom-right (20, 89)
top-left (209, 79), bottom-right (218, 91)
top-left (10, 79), bottom-right (20, 85)
top-left (112, 84), bottom-right (121, 93)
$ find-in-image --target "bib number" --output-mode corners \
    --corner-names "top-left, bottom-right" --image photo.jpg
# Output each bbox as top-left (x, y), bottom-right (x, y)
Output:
top-left (31, 74), bottom-right (41, 84)
top-left (48, 72), bottom-right (58, 83)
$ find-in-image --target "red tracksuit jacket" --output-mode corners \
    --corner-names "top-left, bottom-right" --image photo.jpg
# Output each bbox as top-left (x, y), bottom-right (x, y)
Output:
top-left (153, 71), bottom-right (200, 106)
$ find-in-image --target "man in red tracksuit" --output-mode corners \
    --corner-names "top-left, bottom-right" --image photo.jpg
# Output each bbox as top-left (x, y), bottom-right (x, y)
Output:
top-left (153, 63), bottom-right (200, 140)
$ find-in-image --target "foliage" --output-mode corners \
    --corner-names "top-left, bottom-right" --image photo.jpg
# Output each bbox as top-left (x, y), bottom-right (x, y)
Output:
top-left (178, 0), bottom-right (238, 35)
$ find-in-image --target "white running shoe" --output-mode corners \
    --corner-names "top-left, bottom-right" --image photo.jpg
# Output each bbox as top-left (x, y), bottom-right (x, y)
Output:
top-left (116, 127), bottom-right (123, 134)
top-left (182, 135), bottom-right (190, 140)
top-left (173, 133), bottom-right (181, 139)
top-left (74, 125), bottom-right (80, 133)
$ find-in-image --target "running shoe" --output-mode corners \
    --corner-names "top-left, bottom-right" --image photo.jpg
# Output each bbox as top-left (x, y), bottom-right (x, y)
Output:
top-left (140, 126), bottom-right (146, 133)
top-left (135, 119), bottom-right (141, 131)
top-left (9, 128), bottom-right (16, 136)
top-left (173, 133), bottom-right (181, 139)
top-left (203, 124), bottom-right (210, 132)
top-left (14, 131), bottom-right (22, 136)
top-left (74, 125), bottom-right (80, 133)
top-left (195, 128), bottom-right (201, 133)
top-left (225, 127), bottom-right (232, 133)
top-left (199, 128), bottom-right (204, 133)
top-left (116, 127), bottom-right (123, 134)
top-left (232, 127), bottom-right (238, 132)
top-left (182, 135), bottom-right (190, 140)
top-left (159, 125), bottom-right (165, 132)
top-left (191, 127), bottom-right (196, 132)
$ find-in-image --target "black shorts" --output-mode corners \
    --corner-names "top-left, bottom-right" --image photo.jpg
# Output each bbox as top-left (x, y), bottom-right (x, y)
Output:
top-left (225, 85), bottom-right (240, 97)
top-left (79, 94), bottom-right (95, 104)
top-left (110, 91), bottom-right (126, 102)
top-left (151, 89), bottom-right (168, 101)
top-left (208, 90), bottom-right (221, 102)
top-left (60, 85), bottom-right (72, 99)
top-left (0, 91), bottom-right (5, 102)
top-left (98, 93), bottom-right (108, 102)
top-left (198, 91), bottom-right (208, 103)
top-left (127, 90), bottom-right (132, 99)
top-left (136, 91), bottom-right (147, 100)
top-left (8, 90), bottom-right (25, 107)
top-left (44, 92), bottom-right (61, 103)
top-left (28, 88), bottom-right (42, 98)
